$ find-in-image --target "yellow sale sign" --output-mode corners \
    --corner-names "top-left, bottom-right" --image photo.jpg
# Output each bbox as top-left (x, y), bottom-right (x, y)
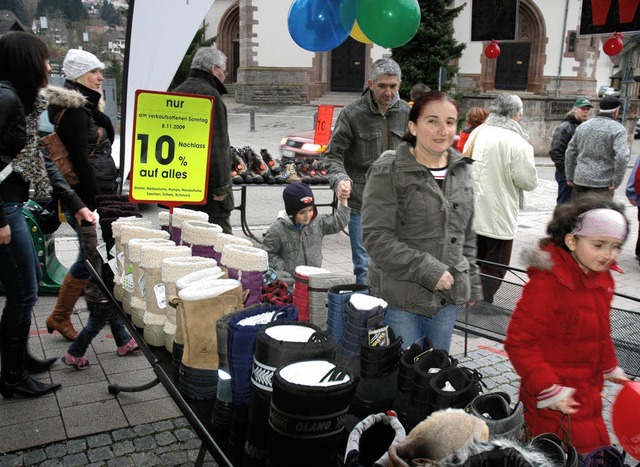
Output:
top-left (129, 90), bottom-right (214, 206)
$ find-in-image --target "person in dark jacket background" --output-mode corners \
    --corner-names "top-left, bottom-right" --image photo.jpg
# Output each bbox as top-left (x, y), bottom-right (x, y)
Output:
top-left (549, 97), bottom-right (592, 205)
top-left (0, 32), bottom-right (94, 398)
top-left (172, 46), bottom-right (234, 234)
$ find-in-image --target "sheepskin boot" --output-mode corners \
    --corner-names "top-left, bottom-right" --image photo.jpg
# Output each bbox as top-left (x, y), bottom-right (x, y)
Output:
top-left (111, 219), bottom-right (154, 300)
top-left (267, 360), bottom-right (356, 467)
top-left (181, 220), bottom-right (223, 259)
top-left (406, 349), bottom-right (458, 431)
top-left (125, 238), bottom-right (174, 325)
top-left (336, 294), bottom-right (387, 376)
top-left (343, 412), bottom-right (406, 467)
top-left (307, 272), bottom-right (356, 330)
top-left (326, 284), bottom-right (372, 344)
top-left (161, 256), bottom-right (217, 353)
top-left (468, 392), bottom-right (525, 442)
top-left (167, 207), bottom-right (209, 245)
top-left (221, 244), bottom-right (269, 306)
top-left (178, 279), bottom-right (243, 400)
top-left (349, 327), bottom-right (403, 422)
top-left (118, 225), bottom-right (170, 314)
top-left (170, 267), bottom-right (226, 371)
top-left (243, 321), bottom-right (336, 467)
top-left (226, 304), bottom-right (298, 459)
top-left (293, 266), bottom-right (330, 322)
top-left (392, 337), bottom-right (434, 429)
top-left (213, 234), bottom-right (253, 278)
top-left (139, 244), bottom-right (191, 346)
top-left (387, 409), bottom-right (489, 466)
top-left (427, 366), bottom-right (486, 415)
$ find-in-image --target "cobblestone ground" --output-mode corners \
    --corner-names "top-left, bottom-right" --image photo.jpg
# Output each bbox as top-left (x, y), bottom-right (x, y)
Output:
top-left (0, 418), bottom-right (218, 467)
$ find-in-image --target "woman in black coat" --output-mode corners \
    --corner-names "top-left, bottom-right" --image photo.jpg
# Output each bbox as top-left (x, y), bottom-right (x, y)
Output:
top-left (0, 32), bottom-right (94, 398)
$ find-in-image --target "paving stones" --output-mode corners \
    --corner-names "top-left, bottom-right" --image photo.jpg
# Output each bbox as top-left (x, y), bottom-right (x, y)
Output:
top-left (2, 417), bottom-right (218, 467)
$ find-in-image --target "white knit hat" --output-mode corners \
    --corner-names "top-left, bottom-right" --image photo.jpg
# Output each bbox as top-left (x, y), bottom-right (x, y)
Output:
top-left (63, 49), bottom-right (105, 80)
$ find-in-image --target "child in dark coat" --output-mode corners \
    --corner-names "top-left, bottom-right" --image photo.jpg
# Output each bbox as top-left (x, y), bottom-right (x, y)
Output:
top-left (262, 183), bottom-right (349, 284)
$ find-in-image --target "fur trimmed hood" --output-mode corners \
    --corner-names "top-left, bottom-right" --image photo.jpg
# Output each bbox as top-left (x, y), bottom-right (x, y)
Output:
top-left (520, 245), bottom-right (553, 272)
top-left (42, 85), bottom-right (87, 109)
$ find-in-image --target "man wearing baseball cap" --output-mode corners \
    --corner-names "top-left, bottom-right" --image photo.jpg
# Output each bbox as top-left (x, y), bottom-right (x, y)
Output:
top-left (565, 96), bottom-right (630, 200)
top-left (549, 97), bottom-right (592, 204)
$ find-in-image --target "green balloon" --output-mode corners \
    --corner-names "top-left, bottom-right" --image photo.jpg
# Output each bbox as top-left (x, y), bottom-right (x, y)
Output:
top-left (356, 0), bottom-right (420, 48)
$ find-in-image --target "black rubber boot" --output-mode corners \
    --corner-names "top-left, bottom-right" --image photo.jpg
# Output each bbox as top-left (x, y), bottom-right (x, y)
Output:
top-left (349, 328), bottom-right (403, 421)
top-left (243, 321), bottom-right (336, 467)
top-left (427, 366), bottom-right (486, 415)
top-left (267, 360), bottom-right (356, 467)
top-left (0, 325), bottom-right (61, 398)
top-left (406, 349), bottom-right (457, 431)
top-left (469, 392), bottom-right (525, 441)
top-left (392, 337), bottom-right (433, 429)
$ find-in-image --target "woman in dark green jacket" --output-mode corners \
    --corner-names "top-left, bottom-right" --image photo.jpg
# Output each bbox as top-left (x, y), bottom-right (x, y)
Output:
top-left (361, 92), bottom-right (483, 352)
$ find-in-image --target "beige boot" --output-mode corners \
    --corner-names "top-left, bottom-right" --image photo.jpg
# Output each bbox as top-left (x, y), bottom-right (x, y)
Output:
top-left (46, 274), bottom-right (88, 341)
top-left (180, 279), bottom-right (243, 371)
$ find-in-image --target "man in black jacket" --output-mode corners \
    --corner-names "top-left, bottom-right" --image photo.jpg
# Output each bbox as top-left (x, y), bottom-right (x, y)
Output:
top-left (549, 97), bottom-right (592, 205)
top-left (173, 46), bottom-right (234, 233)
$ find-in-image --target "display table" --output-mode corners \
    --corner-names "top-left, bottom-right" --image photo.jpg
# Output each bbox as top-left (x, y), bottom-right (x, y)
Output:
top-left (232, 183), bottom-right (336, 243)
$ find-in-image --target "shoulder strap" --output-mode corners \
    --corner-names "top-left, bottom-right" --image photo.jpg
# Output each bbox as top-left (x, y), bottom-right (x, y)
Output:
top-left (54, 107), bottom-right (67, 128)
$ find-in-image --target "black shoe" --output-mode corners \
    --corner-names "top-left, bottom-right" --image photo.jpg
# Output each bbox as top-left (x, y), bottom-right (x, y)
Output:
top-left (0, 374), bottom-right (61, 398)
top-left (25, 353), bottom-right (57, 374)
top-left (469, 392), bottom-right (525, 441)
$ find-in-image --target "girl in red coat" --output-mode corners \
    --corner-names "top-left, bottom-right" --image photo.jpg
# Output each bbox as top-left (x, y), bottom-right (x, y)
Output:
top-left (505, 194), bottom-right (630, 454)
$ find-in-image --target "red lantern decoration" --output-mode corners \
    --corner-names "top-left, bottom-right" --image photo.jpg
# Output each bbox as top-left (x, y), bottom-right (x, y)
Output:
top-left (484, 40), bottom-right (500, 59)
top-left (612, 381), bottom-right (640, 459)
top-left (603, 32), bottom-right (624, 56)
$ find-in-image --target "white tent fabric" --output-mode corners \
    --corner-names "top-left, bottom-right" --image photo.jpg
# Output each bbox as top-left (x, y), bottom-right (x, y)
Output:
top-left (121, 0), bottom-right (215, 183)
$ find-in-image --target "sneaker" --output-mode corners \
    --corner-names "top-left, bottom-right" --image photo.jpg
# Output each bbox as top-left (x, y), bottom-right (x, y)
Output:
top-left (117, 338), bottom-right (140, 356)
top-left (261, 148), bottom-right (281, 174)
top-left (248, 148), bottom-right (271, 177)
top-left (231, 147), bottom-right (248, 178)
top-left (61, 353), bottom-right (90, 370)
top-left (281, 161), bottom-right (302, 183)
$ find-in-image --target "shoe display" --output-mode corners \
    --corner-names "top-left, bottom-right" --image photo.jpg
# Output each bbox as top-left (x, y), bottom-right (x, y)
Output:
top-left (61, 353), bottom-right (90, 370)
top-left (117, 338), bottom-right (140, 356)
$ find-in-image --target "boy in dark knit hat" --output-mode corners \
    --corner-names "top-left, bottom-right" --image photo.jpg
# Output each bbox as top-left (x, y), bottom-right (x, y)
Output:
top-left (262, 183), bottom-right (349, 284)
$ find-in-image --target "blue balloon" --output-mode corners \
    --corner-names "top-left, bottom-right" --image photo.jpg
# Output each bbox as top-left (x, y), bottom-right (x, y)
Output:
top-left (288, 0), bottom-right (352, 52)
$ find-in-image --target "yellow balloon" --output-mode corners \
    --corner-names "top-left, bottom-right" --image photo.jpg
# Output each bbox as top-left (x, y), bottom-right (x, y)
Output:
top-left (350, 20), bottom-right (372, 44)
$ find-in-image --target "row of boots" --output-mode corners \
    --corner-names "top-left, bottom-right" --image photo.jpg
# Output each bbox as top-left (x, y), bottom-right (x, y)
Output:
top-left (231, 145), bottom-right (329, 185)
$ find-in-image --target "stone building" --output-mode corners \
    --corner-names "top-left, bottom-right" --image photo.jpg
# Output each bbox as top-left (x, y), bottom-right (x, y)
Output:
top-left (201, 0), bottom-right (639, 155)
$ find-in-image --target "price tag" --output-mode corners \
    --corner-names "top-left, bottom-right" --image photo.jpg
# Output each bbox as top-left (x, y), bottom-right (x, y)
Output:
top-left (154, 283), bottom-right (167, 309)
top-left (314, 105), bottom-right (334, 146)
top-left (129, 90), bottom-right (214, 206)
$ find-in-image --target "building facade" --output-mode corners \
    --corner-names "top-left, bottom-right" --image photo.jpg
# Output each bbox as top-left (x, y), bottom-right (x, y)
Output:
top-left (204, 0), bottom-right (640, 154)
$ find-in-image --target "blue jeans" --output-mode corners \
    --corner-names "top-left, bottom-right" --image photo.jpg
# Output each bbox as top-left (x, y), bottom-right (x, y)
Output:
top-left (383, 304), bottom-right (458, 352)
top-left (68, 302), bottom-right (131, 357)
top-left (0, 203), bottom-right (40, 329)
top-left (64, 209), bottom-right (90, 280)
top-left (349, 213), bottom-right (369, 285)
top-left (555, 169), bottom-right (573, 205)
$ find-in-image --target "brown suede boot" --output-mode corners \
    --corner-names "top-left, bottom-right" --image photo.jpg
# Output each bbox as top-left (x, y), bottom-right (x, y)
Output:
top-left (46, 274), bottom-right (88, 341)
